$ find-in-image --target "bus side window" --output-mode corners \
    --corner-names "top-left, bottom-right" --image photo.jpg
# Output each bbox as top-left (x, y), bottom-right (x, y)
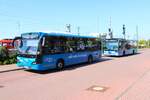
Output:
top-left (77, 39), bottom-right (86, 51)
top-left (85, 38), bottom-right (100, 51)
top-left (65, 38), bottom-right (77, 52)
top-left (85, 40), bottom-right (92, 51)
top-left (42, 37), bottom-right (52, 54)
top-left (125, 43), bottom-right (131, 49)
top-left (53, 40), bottom-right (66, 54)
top-left (43, 36), bottom-right (66, 54)
top-left (119, 42), bottom-right (123, 49)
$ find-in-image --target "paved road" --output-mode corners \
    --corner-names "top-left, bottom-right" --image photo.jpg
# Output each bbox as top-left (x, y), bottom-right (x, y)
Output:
top-left (0, 49), bottom-right (150, 100)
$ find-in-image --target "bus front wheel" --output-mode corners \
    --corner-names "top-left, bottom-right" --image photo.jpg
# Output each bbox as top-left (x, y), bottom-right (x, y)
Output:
top-left (123, 51), bottom-right (125, 56)
top-left (56, 60), bottom-right (64, 70)
top-left (88, 56), bottom-right (93, 64)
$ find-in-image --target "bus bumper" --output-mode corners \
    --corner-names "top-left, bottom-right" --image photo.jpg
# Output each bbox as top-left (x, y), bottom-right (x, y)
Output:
top-left (103, 51), bottom-right (119, 56)
top-left (17, 63), bottom-right (52, 71)
top-left (17, 57), bottom-right (52, 71)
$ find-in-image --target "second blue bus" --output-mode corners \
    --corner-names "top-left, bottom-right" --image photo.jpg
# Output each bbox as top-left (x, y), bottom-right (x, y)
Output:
top-left (103, 38), bottom-right (137, 56)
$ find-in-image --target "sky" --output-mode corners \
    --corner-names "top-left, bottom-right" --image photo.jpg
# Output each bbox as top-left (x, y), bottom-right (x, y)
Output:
top-left (0, 0), bottom-right (149, 40)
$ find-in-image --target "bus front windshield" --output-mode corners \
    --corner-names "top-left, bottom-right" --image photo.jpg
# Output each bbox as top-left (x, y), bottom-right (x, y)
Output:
top-left (105, 41), bottom-right (119, 51)
top-left (18, 39), bottom-right (39, 55)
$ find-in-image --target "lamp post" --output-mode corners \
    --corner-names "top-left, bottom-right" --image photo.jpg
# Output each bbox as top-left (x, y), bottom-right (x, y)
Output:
top-left (123, 24), bottom-right (126, 39)
top-left (108, 17), bottom-right (113, 39)
top-left (136, 25), bottom-right (139, 49)
top-left (66, 24), bottom-right (71, 33)
top-left (77, 26), bottom-right (80, 36)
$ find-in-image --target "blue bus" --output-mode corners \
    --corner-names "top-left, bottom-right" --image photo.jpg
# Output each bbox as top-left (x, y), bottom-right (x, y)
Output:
top-left (16, 32), bottom-right (101, 70)
top-left (103, 38), bottom-right (137, 56)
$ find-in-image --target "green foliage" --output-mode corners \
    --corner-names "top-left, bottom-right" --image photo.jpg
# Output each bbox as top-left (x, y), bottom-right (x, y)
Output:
top-left (0, 47), bottom-right (17, 65)
top-left (0, 46), bottom-right (9, 59)
top-left (3, 60), bottom-right (10, 65)
top-left (12, 58), bottom-right (17, 63)
top-left (9, 53), bottom-right (17, 59)
top-left (9, 59), bottom-right (15, 64)
top-left (0, 61), bottom-right (3, 65)
top-left (138, 39), bottom-right (150, 48)
top-left (146, 40), bottom-right (150, 48)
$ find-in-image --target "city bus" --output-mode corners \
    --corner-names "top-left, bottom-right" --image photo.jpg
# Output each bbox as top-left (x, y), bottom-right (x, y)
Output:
top-left (103, 38), bottom-right (137, 56)
top-left (15, 32), bottom-right (101, 70)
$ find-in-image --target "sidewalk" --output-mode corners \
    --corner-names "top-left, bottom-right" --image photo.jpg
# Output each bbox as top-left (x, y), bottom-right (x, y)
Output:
top-left (0, 64), bottom-right (23, 73)
top-left (118, 68), bottom-right (150, 100)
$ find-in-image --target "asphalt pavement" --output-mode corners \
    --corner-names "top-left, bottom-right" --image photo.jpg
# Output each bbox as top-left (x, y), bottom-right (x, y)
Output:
top-left (0, 49), bottom-right (150, 100)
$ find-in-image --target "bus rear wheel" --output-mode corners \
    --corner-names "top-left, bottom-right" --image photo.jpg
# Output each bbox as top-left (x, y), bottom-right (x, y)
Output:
top-left (133, 50), bottom-right (135, 54)
top-left (88, 56), bottom-right (93, 64)
top-left (56, 60), bottom-right (64, 70)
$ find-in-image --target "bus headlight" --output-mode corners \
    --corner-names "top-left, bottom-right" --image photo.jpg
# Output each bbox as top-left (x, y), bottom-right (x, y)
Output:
top-left (32, 61), bottom-right (37, 64)
top-left (37, 51), bottom-right (40, 55)
top-left (17, 59), bottom-right (20, 63)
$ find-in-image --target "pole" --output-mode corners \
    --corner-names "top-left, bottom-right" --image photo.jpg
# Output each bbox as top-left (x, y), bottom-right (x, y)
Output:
top-left (66, 24), bottom-right (71, 33)
top-left (99, 33), bottom-right (103, 55)
top-left (123, 24), bottom-right (126, 39)
top-left (77, 27), bottom-right (80, 36)
top-left (108, 17), bottom-right (113, 39)
top-left (136, 25), bottom-right (139, 49)
top-left (17, 21), bottom-right (21, 35)
top-left (97, 16), bottom-right (100, 33)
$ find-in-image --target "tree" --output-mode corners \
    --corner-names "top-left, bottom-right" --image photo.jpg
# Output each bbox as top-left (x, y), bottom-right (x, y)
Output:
top-left (138, 40), bottom-right (147, 48)
top-left (0, 46), bottom-right (9, 61)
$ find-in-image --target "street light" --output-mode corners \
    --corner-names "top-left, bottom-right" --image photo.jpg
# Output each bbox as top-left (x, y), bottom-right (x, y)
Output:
top-left (123, 24), bottom-right (126, 39)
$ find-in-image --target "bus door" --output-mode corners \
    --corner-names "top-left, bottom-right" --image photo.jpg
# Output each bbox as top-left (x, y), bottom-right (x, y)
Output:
top-left (76, 44), bottom-right (87, 63)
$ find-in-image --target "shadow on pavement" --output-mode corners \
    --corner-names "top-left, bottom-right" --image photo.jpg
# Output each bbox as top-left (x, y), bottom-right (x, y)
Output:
top-left (104, 53), bottom-right (141, 58)
top-left (120, 53), bottom-right (141, 57)
top-left (0, 68), bottom-right (24, 74)
top-left (26, 58), bottom-right (112, 74)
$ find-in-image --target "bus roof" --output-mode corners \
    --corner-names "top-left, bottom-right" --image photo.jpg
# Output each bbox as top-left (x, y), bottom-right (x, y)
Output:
top-left (22, 32), bottom-right (97, 39)
top-left (106, 38), bottom-right (137, 41)
top-left (106, 38), bottom-right (137, 43)
top-left (106, 38), bottom-right (126, 41)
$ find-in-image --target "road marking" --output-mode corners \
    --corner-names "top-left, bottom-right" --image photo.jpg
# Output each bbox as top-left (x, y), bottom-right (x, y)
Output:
top-left (115, 67), bottom-right (150, 100)
top-left (0, 68), bottom-right (24, 74)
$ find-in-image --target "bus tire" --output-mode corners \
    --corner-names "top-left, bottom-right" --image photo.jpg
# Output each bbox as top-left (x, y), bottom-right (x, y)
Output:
top-left (133, 50), bottom-right (135, 54)
top-left (88, 55), bottom-right (93, 64)
top-left (123, 51), bottom-right (125, 56)
top-left (56, 59), bottom-right (64, 70)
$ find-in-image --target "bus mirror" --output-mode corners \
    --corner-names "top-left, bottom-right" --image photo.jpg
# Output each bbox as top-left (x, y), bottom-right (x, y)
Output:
top-left (37, 51), bottom-right (41, 55)
top-left (42, 37), bottom-right (45, 46)
top-left (13, 37), bottom-right (22, 49)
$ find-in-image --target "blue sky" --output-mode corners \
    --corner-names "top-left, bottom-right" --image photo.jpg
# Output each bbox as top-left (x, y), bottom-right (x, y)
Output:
top-left (0, 0), bottom-right (149, 40)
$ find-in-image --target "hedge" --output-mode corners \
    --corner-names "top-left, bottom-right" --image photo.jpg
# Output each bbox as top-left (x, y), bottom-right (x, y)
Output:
top-left (0, 47), bottom-right (17, 65)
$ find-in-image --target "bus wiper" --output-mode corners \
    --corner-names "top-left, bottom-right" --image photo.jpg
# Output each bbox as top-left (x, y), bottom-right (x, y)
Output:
top-left (25, 46), bottom-right (31, 54)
